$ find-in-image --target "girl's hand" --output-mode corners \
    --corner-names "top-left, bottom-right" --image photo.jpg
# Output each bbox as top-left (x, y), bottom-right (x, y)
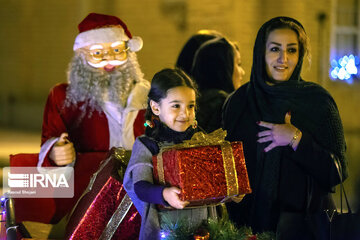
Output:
top-left (49, 133), bottom-right (76, 166)
top-left (257, 112), bottom-right (301, 152)
top-left (162, 187), bottom-right (189, 209)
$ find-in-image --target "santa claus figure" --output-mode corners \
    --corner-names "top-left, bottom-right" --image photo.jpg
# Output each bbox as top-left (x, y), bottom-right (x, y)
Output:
top-left (11, 14), bottom-right (148, 238)
top-left (39, 13), bottom-right (149, 168)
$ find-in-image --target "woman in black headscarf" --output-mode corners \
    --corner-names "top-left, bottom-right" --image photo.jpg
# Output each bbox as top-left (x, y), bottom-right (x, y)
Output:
top-left (223, 16), bottom-right (347, 239)
top-left (175, 29), bottom-right (223, 76)
top-left (192, 37), bottom-right (245, 133)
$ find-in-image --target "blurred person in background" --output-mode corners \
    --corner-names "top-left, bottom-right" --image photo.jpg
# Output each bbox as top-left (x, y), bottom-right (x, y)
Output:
top-left (191, 37), bottom-right (245, 133)
top-left (175, 29), bottom-right (223, 76)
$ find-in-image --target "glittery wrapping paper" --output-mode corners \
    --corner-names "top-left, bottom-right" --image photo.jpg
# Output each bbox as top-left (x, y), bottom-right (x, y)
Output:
top-left (66, 150), bottom-right (140, 240)
top-left (10, 152), bottom-right (108, 224)
top-left (153, 142), bottom-right (251, 207)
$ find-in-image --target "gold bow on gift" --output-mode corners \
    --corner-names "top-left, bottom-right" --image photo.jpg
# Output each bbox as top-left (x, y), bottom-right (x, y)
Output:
top-left (161, 128), bottom-right (228, 151)
top-left (157, 128), bottom-right (239, 197)
top-left (68, 147), bottom-right (132, 230)
top-left (112, 147), bottom-right (132, 180)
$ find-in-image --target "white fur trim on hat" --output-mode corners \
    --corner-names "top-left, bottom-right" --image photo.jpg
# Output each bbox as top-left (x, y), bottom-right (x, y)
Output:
top-left (73, 27), bottom-right (129, 51)
top-left (128, 36), bottom-right (143, 52)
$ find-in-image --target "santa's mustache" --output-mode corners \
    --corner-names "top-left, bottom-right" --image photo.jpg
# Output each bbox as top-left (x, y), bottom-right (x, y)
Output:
top-left (88, 59), bottom-right (128, 69)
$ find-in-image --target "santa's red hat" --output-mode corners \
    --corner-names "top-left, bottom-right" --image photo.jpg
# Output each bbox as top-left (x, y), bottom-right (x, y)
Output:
top-left (73, 13), bottom-right (143, 52)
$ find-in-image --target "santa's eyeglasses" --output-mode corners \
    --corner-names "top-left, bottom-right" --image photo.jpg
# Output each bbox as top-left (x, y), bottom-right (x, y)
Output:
top-left (81, 42), bottom-right (130, 63)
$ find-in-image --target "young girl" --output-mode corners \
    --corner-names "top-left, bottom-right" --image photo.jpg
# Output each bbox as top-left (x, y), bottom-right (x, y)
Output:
top-left (124, 68), bottom-right (210, 240)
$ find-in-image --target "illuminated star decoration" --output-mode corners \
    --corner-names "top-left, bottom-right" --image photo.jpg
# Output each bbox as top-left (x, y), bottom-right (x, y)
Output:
top-left (330, 54), bottom-right (360, 84)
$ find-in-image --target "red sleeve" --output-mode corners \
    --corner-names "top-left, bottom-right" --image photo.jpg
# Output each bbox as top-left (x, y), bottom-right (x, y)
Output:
top-left (41, 83), bottom-right (69, 145)
top-left (133, 109), bottom-right (146, 138)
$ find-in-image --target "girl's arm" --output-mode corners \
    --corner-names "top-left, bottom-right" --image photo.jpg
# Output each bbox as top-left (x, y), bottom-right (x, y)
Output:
top-left (134, 181), bottom-right (189, 209)
top-left (134, 180), bottom-right (167, 205)
top-left (128, 138), bottom-right (189, 209)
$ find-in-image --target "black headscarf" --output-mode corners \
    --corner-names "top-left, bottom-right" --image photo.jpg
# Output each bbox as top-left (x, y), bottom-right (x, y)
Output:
top-left (191, 37), bottom-right (235, 93)
top-left (247, 16), bottom-right (346, 165)
top-left (176, 33), bottom-right (219, 76)
top-left (223, 16), bottom-right (347, 232)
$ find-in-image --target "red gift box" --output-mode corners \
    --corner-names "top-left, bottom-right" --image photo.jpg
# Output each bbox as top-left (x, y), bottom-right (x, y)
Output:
top-left (65, 148), bottom-right (140, 240)
top-left (9, 151), bottom-right (108, 224)
top-left (153, 130), bottom-right (252, 207)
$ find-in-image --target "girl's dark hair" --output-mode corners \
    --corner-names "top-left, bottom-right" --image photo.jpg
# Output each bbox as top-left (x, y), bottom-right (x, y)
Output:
top-left (191, 37), bottom-right (236, 93)
top-left (145, 68), bottom-right (198, 122)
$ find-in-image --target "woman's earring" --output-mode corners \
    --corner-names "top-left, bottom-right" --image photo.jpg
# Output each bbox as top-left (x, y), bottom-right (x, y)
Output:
top-left (192, 119), bottom-right (198, 129)
top-left (144, 120), bottom-right (154, 128)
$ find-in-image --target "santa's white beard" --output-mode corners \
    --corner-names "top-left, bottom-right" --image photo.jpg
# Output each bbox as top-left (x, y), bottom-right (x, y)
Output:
top-left (65, 51), bottom-right (145, 115)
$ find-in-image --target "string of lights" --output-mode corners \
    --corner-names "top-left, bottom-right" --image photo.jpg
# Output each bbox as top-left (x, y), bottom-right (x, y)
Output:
top-left (330, 54), bottom-right (360, 84)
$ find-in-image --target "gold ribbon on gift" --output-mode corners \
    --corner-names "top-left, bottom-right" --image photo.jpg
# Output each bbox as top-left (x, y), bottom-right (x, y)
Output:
top-left (156, 128), bottom-right (239, 196)
top-left (157, 151), bottom-right (166, 185)
top-left (220, 141), bottom-right (239, 196)
top-left (113, 147), bottom-right (132, 180)
top-left (68, 147), bottom-right (131, 221)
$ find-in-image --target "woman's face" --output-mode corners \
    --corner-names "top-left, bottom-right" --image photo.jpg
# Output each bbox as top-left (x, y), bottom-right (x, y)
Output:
top-left (265, 28), bottom-right (299, 82)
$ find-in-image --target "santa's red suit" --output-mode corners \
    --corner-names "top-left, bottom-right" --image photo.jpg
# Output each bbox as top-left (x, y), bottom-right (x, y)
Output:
top-left (39, 80), bottom-right (149, 167)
